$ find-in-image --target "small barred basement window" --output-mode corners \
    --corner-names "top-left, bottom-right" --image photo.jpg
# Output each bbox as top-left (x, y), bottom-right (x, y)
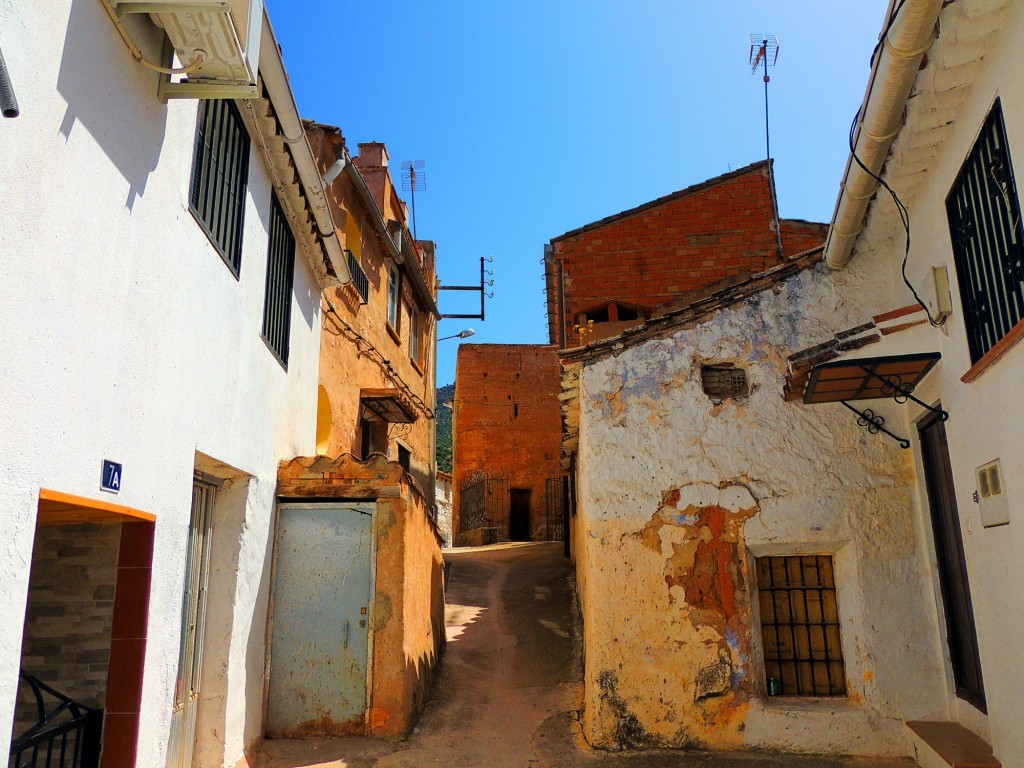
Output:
top-left (756, 555), bottom-right (847, 697)
top-left (701, 364), bottom-right (749, 401)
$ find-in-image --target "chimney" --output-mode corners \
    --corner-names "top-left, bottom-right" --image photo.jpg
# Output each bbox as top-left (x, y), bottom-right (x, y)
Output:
top-left (355, 142), bottom-right (389, 169)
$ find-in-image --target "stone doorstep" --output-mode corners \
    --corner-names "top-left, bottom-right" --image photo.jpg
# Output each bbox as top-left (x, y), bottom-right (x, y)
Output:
top-left (907, 721), bottom-right (1001, 768)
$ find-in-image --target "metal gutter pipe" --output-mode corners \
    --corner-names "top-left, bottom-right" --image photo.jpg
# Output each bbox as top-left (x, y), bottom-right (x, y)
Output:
top-left (824, 0), bottom-right (943, 270)
top-left (0, 45), bottom-right (20, 118)
top-left (258, 11), bottom-right (350, 283)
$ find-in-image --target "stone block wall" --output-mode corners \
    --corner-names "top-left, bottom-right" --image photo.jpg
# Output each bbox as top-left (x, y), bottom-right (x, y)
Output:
top-left (15, 523), bottom-right (120, 736)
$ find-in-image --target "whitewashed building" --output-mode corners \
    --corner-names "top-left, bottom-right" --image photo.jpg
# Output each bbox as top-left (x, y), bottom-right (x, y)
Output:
top-left (820, 0), bottom-right (1024, 764)
top-left (0, 2), bottom-right (350, 766)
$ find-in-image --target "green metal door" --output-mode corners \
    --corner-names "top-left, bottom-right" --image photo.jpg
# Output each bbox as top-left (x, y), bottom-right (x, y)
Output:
top-left (267, 503), bottom-right (374, 737)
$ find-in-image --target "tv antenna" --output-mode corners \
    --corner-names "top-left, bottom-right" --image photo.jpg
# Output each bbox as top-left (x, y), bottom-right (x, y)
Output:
top-left (401, 160), bottom-right (426, 239)
top-left (749, 34), bottom-right (784, 258)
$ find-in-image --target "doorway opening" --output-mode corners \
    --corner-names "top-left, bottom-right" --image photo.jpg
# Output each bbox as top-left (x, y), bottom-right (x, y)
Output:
top-left (12, 490), bottom-right (154, 768)
top-left (509, 488), bottom-right (531, 541)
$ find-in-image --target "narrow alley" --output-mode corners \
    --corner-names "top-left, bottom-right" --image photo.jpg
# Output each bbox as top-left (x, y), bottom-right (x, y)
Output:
top-left (256, 544), bottom-right (913, 768)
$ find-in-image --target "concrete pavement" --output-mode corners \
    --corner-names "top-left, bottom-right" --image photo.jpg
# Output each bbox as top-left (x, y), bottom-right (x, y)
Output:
top-left (254, 542), bottom-right (913, 768)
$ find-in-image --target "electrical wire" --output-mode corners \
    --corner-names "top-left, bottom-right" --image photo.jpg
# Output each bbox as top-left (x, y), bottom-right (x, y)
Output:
top-left (849, 0), bottom-right (946, 328)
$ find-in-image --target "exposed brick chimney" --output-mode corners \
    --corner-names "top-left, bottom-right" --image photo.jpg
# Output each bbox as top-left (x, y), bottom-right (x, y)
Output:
top-left (355, 142), bottom-right (389, 169)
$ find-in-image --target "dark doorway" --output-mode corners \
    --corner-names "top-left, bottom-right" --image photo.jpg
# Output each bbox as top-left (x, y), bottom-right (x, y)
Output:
top-left (509, 489), bottom-right (531, 541)
top-left (918, 412), bottom-right (986, 712)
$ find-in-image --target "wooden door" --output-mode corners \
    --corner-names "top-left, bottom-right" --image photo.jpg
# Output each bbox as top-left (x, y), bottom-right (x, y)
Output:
top-left (918, 413), bottom-right (986, 711)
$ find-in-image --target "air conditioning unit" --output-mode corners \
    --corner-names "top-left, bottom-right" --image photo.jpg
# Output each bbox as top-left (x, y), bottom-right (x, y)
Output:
top-left (110, 0), bottom-right (263, 98)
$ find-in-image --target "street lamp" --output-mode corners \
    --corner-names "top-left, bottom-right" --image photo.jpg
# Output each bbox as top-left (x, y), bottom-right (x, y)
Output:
top-left (438, 329), bottom-right (475, 342)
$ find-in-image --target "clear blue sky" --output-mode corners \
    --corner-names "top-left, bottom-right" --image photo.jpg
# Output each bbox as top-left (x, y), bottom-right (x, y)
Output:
top-left (269, 2), bottom-right (889, 387)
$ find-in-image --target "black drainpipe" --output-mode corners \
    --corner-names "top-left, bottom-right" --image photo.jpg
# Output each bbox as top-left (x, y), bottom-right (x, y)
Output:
top-left (0, 44), bottom-right (20, 118)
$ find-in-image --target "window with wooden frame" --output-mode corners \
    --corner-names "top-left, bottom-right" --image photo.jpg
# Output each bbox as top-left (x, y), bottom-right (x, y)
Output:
top-left (946, 98), bottom-right (1024, 364)
top-left (261, 195), bottom-right (296, 367)
top-left (756, 555), bottom-right (847, 697)
top-left (190, 99), bottom-right (250, 275)
top-left (387, 267), bottom-right (400, 333)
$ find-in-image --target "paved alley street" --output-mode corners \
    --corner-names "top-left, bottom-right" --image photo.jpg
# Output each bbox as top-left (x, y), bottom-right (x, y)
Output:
top-left (256, 543), bottom-right (913, 768)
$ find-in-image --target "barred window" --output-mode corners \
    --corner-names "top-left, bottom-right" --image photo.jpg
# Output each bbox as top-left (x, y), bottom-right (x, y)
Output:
top-left (946, 99), bottom-right (1024, 364)
top-left (757, 555), bottom-right (846, 697)
top-left (261, 196), bottom-right (295, 367)
top-left (190, 100), bottom-right (250, 275)
top-left (410, 307), bottom-right (421, 364)
top-left (387, 267), bottom-right (400, 331)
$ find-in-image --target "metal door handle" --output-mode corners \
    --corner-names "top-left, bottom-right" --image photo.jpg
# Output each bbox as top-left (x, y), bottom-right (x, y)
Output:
top-left (343, 619), bottom-right (349, 648)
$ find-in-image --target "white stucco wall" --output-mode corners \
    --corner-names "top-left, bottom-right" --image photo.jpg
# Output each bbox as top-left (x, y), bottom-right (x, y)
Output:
top-left (850, 2), bottom-right (1024, 763)
top-left (0, 2), bottom-right (321, 765)
top-left (574, 251), bottom-right (950, 756)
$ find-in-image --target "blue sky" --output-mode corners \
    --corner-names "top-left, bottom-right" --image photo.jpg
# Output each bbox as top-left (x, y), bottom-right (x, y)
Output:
top-left (270, 2), bottom-right (889, 386)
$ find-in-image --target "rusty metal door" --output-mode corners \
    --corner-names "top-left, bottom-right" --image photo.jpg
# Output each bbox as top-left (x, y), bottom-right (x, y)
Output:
top-left (267, 503), bottom-right (374, 737)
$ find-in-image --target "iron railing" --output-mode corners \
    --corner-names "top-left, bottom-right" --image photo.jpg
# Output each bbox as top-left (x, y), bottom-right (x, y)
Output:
top-left (10, 674), bottom-right (102, 768)
top-left (347, 250), bottom-right (370, 303)
top-left (459, 476), bottom-right (508, 538)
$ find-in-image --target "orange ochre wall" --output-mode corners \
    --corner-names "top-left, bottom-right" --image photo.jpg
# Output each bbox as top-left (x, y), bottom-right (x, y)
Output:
top-left (453, 344), bottom-right (564, 541)
top-left (306, 125), bottom-right (437, 496)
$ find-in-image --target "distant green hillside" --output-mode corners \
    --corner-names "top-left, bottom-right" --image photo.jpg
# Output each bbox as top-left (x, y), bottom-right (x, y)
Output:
top-left (436, 383), bottom-right (454, 473)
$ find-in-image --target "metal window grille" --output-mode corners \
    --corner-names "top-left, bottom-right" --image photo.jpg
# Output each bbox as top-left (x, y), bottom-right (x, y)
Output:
top-left (545, 476), bottom-right (566, 541)
top-left (387, 268), bottom-right (400, 329)
top-left (261, 196), bottom-right (295, 366)
top-left (756, 555), bottom-right (846, 697)
top-left (410, 308), bottom-right (421, 363)
top-left (459, 477), bottom-right (509, 537)
top-left (946, 99), bottom-right (1024, 363)
top-left (347, 250), bottom-right (369, 303)
top-left (190, 99), bottom-right (250, 274)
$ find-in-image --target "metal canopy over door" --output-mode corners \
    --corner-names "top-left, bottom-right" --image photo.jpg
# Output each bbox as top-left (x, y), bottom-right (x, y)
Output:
top-left (918, 412), bottom-right (987, 711)
top-left (267, 503), bottom-right (374, 737)
top-left (167, 476), bottom-right (217, 768)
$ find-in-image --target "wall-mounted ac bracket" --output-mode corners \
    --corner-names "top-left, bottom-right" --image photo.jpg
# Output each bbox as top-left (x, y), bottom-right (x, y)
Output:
top-left (158, 78), bottom-right (258, 101)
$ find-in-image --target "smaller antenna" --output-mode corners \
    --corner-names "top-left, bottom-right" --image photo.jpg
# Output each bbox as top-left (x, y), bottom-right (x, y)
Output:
top-left (401, 160), bottom-right (426, 239)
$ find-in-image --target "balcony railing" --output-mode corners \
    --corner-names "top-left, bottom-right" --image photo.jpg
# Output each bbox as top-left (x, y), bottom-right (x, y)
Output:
top-left (10, 673), bottom-right (102, 768)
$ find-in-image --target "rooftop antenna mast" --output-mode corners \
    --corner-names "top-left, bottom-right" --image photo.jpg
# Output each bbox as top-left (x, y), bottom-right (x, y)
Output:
top-left (401, 160), bottom-right (426, 240)
top-left (749, 34), bottom-right (784, 258)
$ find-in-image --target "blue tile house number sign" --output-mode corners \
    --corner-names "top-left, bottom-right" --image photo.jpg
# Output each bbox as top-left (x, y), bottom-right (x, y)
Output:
top-left (101, 460), bottom-right (122, 493)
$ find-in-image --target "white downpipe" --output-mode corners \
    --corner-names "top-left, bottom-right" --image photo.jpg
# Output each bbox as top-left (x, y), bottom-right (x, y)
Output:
top-left (258, 11), bottom-right (350, 283)
top-left (824, 0), bottom-right (943, 270)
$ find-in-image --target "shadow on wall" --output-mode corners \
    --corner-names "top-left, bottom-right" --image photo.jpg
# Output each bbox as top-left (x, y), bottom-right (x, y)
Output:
top-left (57, 0), bottom-right (168, 210)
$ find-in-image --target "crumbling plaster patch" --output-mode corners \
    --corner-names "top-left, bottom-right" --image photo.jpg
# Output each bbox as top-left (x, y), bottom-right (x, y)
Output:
top-left (575, 257), bottom-right (948, 755)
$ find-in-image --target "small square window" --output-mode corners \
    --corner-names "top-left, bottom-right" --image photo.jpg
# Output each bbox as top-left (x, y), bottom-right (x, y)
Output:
top-left (756, 555), bottom-right (846, 697)
top-left (701, 364), bottom-right (749, 401)
top-left (398, 444), bottom-right (411, 472)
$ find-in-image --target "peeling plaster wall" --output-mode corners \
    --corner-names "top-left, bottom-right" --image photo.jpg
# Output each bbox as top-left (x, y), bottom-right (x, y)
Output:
top-left (575, 252), bottom-right (948, 756)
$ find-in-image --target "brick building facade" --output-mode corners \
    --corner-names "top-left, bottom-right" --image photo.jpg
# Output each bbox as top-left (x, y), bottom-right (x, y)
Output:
top-left (545, 161), bottom-right (826, 347)
top-left (452, 345), bottom-right (564, 544)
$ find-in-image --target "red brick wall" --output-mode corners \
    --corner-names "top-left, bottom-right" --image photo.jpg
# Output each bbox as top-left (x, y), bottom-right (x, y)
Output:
top-left (547, 163), bottom-right (825, 346)
top-left (453, 345), bottom-right (564, 541)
